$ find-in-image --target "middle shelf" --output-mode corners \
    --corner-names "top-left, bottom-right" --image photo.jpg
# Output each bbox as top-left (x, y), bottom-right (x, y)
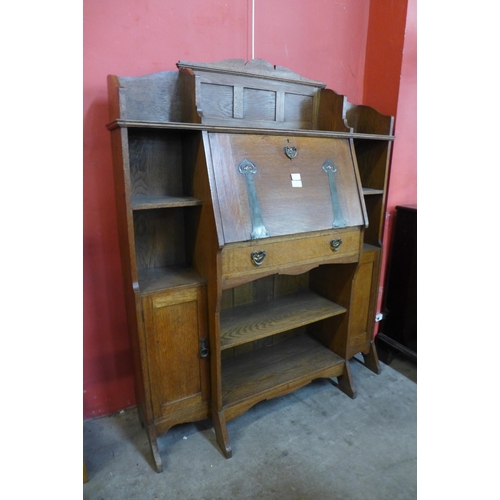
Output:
top-left (220, 290), bottom-right (346, 350)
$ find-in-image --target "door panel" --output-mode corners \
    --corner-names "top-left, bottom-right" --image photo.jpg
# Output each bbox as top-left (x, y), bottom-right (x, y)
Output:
top-left (143, 285), bottom-right (209, 419)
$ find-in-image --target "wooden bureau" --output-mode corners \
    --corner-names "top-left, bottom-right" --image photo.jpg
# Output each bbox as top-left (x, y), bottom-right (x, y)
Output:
top-left (107, 59), bottom-right (394, 472)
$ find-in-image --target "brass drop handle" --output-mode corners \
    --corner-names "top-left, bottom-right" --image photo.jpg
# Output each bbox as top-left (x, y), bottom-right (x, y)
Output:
top-left (330, 238), bottom-right (342, 251)
top-left (251, 250), bottom-right (267, 266)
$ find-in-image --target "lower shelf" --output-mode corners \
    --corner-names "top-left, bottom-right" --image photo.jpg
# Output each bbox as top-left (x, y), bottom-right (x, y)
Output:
top-left (221, 334), bottom-right (345, 421)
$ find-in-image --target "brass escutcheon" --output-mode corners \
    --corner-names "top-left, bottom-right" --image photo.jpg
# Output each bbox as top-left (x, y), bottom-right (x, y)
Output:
top-left (330, 238), bottom-right (342, 251)
top-left (251, 250), bottom-right (267, 266)
top-left (284, 146), bottom-right (298, 159)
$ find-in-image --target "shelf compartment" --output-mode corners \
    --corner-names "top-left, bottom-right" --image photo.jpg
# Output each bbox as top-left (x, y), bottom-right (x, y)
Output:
top-left (221, 334), bottom-right (345, 420)
top-left (132, 195), bottom-right (202, 210)
top-left (138, 265), bottom-right (206, 295)
top-left (220, 290), bottom-right (346, 350)
top-left (133, 208), bottom-right (190, 270)
top-left (127, 128), bottom-right (201, 204)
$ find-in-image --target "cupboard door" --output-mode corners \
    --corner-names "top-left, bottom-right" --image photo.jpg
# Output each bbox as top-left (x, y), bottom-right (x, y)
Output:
top-left (346, 247), bottom-right (380, 359)
top-left (142, 285), bottom-right (210, 419)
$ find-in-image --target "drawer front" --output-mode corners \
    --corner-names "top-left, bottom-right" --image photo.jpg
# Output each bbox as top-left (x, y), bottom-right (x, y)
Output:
top-left (221, 229), bottom-right (361, 281)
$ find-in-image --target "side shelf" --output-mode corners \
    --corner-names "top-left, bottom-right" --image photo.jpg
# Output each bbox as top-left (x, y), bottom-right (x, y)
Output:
top-left (341, 103), bottom-right (394, 370)
top-left (132, 195), bottom-right (202, 210)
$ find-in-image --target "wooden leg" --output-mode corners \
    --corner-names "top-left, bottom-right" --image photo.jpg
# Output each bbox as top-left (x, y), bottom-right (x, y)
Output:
top-left (212, 409), bottom-right (232, 458)
top-left (362, 340), bottom-right (381, 374)
top-left (146, 425), bottom-right (163, 473)
top-left (336, 361), bottom-right (357, 399)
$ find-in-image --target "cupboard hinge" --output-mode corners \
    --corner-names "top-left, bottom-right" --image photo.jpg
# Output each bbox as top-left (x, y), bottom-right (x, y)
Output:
top-left (200, 338), bottom-right (209, 358)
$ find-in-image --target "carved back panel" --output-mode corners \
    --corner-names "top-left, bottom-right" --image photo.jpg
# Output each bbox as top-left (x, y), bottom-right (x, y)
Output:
top-left (177, 59), bottom-right (326, 130)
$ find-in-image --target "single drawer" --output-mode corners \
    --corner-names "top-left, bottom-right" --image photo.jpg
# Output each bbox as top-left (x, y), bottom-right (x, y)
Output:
top-left (221, 228), bottom-right (361, 285)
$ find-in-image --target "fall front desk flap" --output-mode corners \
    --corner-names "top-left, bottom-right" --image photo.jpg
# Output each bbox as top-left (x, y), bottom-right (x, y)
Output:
top-left (207, 133), bottom-right (367, 244)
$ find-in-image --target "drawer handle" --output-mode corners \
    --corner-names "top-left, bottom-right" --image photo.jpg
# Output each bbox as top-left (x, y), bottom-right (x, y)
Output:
top-left (330, 238), bottom-right (343, 251)
top-left (251, 250), bottom-right (267, 266)
top-left (200, 338), bottom-right (209, 358)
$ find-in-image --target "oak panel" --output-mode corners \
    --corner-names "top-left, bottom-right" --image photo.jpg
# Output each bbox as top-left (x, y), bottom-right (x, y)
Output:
top-left (143, 286), bottom-right (209, 420)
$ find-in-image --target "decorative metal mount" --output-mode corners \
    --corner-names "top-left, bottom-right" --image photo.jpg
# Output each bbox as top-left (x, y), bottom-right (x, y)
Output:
top-left (284, 146), bottom-right (298, 159)
top-left (250, 250), bottom-right (267, 266)
top-left (238, 158), bottom-right (270, 240)
top-left (322, 159), bottom-right (347, 229)
top-left (330, 239), bottom-right (343, 251)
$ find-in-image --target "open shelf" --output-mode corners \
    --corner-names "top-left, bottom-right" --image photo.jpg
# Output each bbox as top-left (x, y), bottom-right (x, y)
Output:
top-left (362, 187), bottom-right (384, 196)
top-left (138, 265), bottom-right (206, 295)
top-left (220, 290), bottom-right (346, 350)
top-left (221, 334), bottom-right (345, 419)
top-left (108, 119), bottom-right (395, 142)
top-left (132, 195), bottom-right (202, 210)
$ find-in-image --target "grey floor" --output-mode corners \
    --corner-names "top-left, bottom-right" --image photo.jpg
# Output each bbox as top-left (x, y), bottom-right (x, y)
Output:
top-left (83, 355), bottom-right (416, 500)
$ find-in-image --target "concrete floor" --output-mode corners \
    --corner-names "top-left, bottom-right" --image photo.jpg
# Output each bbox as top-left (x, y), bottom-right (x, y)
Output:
top-left (83, 355), bottom-right (416, 500)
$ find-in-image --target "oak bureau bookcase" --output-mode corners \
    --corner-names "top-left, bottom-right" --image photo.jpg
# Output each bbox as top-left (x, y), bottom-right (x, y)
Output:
top-left (106, 59), bottom-right (394, 472)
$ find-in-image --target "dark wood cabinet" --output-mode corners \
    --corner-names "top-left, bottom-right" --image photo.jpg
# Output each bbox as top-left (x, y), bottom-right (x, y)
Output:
top-left (378, 205), bottom-right (417, 361)
top-left (107, 59), bottom-right (394, 472)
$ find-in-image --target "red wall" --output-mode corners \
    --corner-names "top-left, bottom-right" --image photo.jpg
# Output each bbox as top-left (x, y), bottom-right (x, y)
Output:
top-left (83, 0), bottom-right (414, 419)
top-left (384, 0), bottom-right (417, 208)
top-left (254, 0), bottom-right (370, 103)
top-left (83, 0), bottom-right (252, 420)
